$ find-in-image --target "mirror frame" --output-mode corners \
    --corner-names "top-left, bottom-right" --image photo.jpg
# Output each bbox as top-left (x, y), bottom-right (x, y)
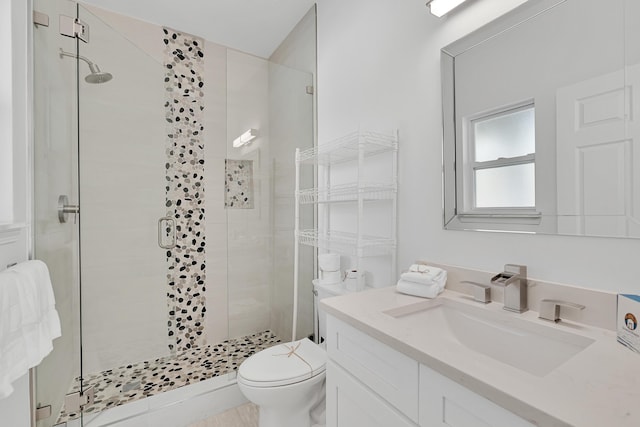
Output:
top-left (441, 0), bottom-right (568, 232)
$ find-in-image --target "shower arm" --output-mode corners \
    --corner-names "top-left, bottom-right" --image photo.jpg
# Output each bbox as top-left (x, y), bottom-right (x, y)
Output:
top-left (59, 48), bottom-right (102, 74)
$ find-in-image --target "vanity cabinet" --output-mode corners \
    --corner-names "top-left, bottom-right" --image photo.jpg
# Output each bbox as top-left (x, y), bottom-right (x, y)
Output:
top-left (326, 314), bottom-right (536, 427)
top-left (419, 364), bottom-right (535, 427)
top-left (326, 361), bottom-right (416, 427)
top-left (325, 316), bottom-right (419, 422)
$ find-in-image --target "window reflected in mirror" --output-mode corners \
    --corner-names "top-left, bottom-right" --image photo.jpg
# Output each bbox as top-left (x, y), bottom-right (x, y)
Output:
top-left (466, 103), bottom-right (535, 211)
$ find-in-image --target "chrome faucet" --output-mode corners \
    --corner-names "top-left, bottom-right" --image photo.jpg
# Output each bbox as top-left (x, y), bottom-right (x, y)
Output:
top-left (462, 281), bottom-right (491, 304)
top-left (491, 264), bottom-right (528, 313)
top-left (538, 299), bottom-right (585, 322)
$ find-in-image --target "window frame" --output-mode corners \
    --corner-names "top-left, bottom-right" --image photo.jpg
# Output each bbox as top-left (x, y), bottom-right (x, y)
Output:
top-left (461, 100), bottom-right (537, 216)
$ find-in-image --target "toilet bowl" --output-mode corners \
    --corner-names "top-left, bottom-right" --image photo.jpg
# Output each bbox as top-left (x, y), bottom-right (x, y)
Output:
top-left (237, 338), bottom-right (326, 427)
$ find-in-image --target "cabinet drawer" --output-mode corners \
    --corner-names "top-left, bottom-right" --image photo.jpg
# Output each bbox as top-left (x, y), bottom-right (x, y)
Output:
top-left (326, 361), bottom-right (417, 427)
top-left (419, 364), bottom-right (535, 427)
top-left (326, 315), bottom-right (419, 422)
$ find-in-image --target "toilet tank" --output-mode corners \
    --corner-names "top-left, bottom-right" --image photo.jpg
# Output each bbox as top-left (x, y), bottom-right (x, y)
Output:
top-left (313, 280), bottom-right (353, 344)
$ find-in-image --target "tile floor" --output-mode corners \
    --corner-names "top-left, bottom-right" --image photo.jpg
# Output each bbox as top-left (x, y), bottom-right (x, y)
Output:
top-left (188, 403), bottom-right (258, 427)
top-left (56, 331), bottom-right (281, 424)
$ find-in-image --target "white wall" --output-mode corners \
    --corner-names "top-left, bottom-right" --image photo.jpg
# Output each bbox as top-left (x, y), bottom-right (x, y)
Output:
top-left (0, 0), bottom-right (32, 426)
top-left (316, 0), bottom-right (640, 293)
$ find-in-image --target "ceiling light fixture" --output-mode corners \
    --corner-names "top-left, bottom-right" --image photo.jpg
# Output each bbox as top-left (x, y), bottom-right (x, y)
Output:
top-left (232, 129), bottom-right (258, 148)
top-left (426, 0), bottom-right (469, 17)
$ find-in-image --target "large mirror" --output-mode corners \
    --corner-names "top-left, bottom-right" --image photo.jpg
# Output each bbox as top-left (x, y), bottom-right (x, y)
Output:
top-left (442, 0), bottom-right (640, 238)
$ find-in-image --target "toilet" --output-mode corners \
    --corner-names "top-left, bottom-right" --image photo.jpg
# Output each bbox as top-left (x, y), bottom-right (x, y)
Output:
top-left (237, 338), bottom-right (326, 427)
top-left (237, 280), bottom-right (351, 427)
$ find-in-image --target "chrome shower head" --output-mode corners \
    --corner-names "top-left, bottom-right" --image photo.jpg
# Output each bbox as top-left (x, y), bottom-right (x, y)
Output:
top-left (84, 72), bottom-right (113, 84)
top-left (85, 63), bottom-right (113, 84)
top-left (59, 49), bottom-right (113, 84)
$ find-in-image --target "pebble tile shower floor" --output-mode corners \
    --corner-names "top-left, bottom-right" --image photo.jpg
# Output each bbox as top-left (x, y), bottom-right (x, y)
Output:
top-left (56, 330), bottom-right (282, 424)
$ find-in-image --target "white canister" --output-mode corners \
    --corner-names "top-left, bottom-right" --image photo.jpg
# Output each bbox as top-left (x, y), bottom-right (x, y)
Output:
top-left (343, 269), bottom-right (365, 291)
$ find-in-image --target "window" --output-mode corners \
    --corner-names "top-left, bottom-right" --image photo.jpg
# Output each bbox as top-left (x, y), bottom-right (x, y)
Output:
top-left (463, 102), bottom-right (536, 213)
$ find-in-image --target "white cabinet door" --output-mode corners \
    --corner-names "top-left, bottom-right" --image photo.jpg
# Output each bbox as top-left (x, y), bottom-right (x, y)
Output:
top-left (419, 365), bottom-right (535, 427)
top-left (326, 316), bottom-right (419, 422)
top-left (326, 361), bottom-right (417, 427)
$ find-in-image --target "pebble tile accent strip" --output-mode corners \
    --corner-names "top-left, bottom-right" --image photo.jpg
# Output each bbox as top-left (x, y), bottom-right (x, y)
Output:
top-left (163, 27), bottom-right (207, 352)
top-left (56, 331), bottom-right (281, 424)
top-left (225, 159), bottom-right (254, 209)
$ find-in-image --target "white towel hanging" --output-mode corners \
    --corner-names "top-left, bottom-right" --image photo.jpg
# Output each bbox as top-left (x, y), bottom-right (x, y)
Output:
top-left (0, 260), bottom-right (61, 399)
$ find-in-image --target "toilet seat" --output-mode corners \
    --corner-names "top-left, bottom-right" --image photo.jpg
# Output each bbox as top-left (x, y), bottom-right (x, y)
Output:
top-left (238, 338), bottom-right (326, 388)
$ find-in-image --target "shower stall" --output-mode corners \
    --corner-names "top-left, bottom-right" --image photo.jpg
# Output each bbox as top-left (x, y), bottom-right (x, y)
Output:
top-left (32, 1), bottom-right (316, 426)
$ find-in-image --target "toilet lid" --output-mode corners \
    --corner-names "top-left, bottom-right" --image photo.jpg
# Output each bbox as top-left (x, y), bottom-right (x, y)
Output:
top-left (238, 338), bottom-right (326, 387)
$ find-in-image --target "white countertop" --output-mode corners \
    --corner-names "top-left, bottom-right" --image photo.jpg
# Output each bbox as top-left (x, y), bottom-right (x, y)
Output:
top-left (320, 286), bottom-right (640, 427)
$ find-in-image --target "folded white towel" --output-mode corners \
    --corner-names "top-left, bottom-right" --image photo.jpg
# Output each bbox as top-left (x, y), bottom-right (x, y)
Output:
top-left (0, 260), bottom-right (61, 398)
top-left (396, 279), bottom-right (444, 299)
top-left (400, 265), bottom-right (447, 288)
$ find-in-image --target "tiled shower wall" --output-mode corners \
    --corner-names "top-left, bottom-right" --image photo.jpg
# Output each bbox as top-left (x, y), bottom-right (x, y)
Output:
top-left (79, 7), bottom-right (169, 374)
top-left (163, 27), bottom-right (207, 351)
top-left (225, 50), bottom-right (273, 339)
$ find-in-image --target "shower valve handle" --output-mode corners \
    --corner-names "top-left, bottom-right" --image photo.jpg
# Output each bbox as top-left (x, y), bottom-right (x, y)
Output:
top-left (58, 195), bottom-right (79, 224)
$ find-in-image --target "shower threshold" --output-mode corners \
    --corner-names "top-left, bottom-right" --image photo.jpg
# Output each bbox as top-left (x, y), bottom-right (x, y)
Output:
top-left (56, 330), bottom-right (282, 424)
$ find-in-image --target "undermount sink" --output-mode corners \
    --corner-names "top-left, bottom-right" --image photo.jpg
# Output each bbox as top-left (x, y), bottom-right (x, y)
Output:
top-left (383, 298), bottom-right (594, 377)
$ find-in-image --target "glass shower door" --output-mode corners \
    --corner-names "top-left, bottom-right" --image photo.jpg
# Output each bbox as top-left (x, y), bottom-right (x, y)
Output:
top-left (33, 0), bottom-right (82, 425)
top-left (34, 2), bottom-right (169, 425)
top-left (75, 4), bottom-right (170, 422)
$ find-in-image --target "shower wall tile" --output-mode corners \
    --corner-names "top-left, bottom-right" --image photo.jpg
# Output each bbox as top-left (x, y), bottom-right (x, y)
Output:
top-left (202, 42), bottom-right (228, 155)
top-left (268, 61), bottom-right (314, 341)
top-left (82, 263), bottom-right (169, 371)
top-left (225, 50), bottom-right (274, 340)
top-left (228, 286), bottom-right (272, 339)
top-left (203, 41), bottom-right (229, 344)
top-left (203, 220), bottom-right (227, 343)
top-left (79, 14), bottom-right (168, 373)
top-left (82, 4), bottom-right (165, 64)
top-left (204, 156), bottom-right (227, 224)
top-left (163, 27), bottom-right (207, 351)
top-left (204, 282), bottom-right (228, 345)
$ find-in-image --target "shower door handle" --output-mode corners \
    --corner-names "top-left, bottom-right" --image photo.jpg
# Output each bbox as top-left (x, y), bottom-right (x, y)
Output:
top-left (158, 217), bottom-right (177, 249)
top-left (58, 195), bottom-right (80, 223)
